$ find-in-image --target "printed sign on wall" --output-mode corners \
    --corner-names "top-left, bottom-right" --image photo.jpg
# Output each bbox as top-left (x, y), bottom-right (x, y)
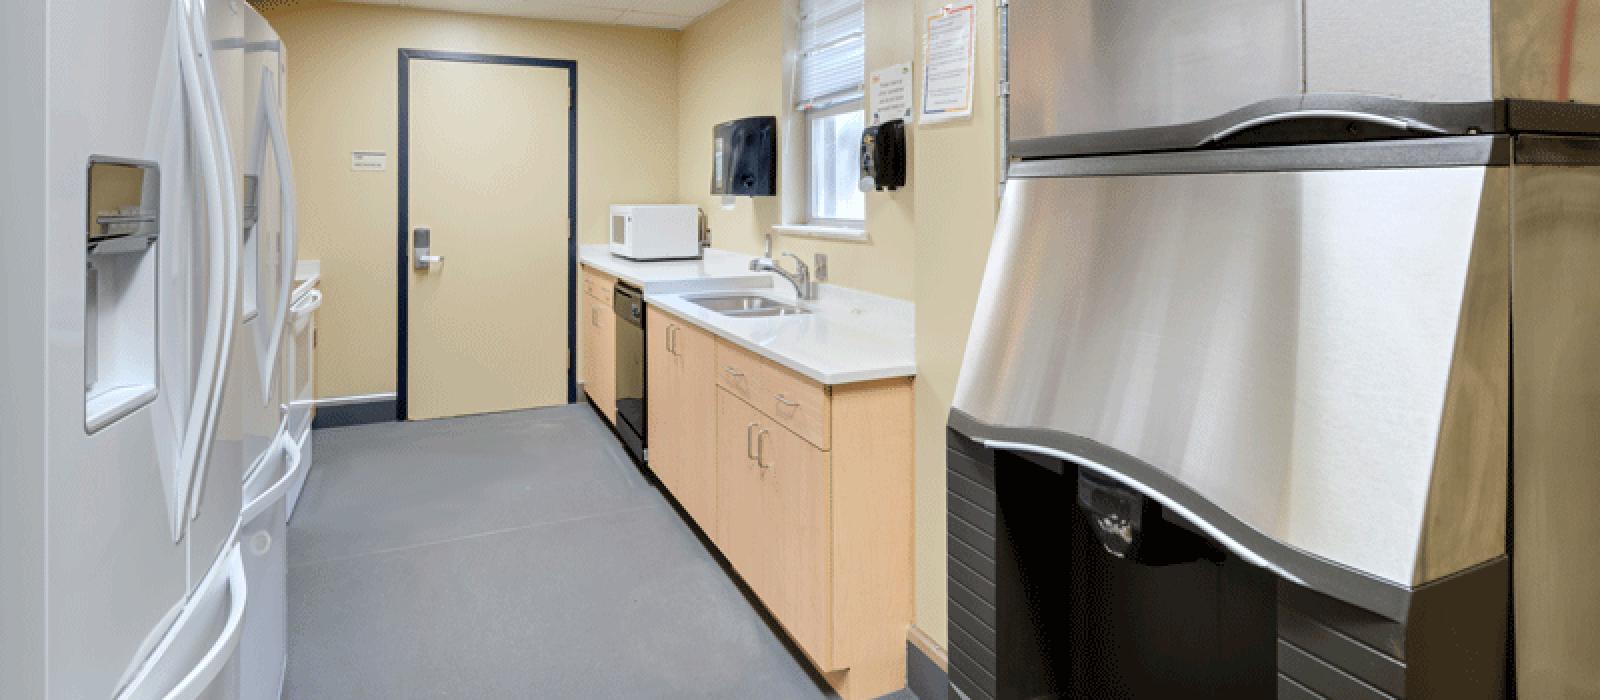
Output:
top-left (351, 151), bottom-right (387, 172)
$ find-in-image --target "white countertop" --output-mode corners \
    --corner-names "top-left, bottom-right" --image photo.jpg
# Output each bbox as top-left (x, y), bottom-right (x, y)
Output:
top-left (579, 245), bottom-right (915, 385)
top-left (578, 245), bottom-right (772, 294)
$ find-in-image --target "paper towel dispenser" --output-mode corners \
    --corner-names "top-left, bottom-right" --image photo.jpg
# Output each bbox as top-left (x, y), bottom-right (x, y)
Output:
top-left (710, 116), bottom-right (776, 197)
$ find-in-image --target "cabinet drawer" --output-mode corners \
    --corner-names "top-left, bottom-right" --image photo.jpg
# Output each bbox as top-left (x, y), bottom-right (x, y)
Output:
top-left (581, 265), bottom-right (614, 303)
top-left (715, 340), bottom-right (830, 449)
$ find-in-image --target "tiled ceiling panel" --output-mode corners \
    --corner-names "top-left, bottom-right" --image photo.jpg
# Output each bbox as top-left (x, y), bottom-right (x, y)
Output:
top-left (340, 0), bottom-right (729, 29)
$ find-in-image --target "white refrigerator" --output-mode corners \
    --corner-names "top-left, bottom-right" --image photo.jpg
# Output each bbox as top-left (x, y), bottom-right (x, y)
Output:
top-left (217, 1), bottom-right (301, 697)
top-left (1, 0), bottom-right (292, 696)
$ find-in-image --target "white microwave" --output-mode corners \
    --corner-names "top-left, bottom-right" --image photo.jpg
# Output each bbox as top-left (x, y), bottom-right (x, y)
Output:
top-left (609, 204), bottom-right (705, 261)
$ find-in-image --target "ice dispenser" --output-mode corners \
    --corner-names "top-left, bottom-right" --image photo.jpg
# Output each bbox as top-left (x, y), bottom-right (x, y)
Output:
top-left (84, 157), bottom-right (159, 433)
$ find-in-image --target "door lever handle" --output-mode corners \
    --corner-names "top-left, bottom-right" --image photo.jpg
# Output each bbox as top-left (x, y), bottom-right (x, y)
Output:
top-left (414, 227), bottom-right (443, 270)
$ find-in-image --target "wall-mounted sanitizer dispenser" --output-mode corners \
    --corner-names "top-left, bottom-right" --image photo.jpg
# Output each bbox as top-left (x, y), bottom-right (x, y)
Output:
top-left (84, 157), bottom-right (160, 434)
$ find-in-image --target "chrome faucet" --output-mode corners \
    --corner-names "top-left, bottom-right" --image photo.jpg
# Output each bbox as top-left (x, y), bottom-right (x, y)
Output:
top-left (750, 252), bottom-right (817, 300)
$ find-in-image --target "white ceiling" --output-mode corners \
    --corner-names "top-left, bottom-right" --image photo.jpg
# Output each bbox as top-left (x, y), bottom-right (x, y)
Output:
top-left (343, 0), bottom-right (729, 29)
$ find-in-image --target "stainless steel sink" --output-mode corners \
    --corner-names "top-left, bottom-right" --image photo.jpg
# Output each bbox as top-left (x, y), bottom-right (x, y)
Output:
top-left (685, 294), bottom-right (811, 318)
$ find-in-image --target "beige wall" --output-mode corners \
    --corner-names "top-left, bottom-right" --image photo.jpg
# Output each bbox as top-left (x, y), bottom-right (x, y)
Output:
top-left (907, 0), bottom-right (1000, 651)
top-left (269, 4), bottom-right (680, 399)
top-left (677, 0), bottom-right (1000, 650)
top-left (676, 0), bottom-right (918, 302)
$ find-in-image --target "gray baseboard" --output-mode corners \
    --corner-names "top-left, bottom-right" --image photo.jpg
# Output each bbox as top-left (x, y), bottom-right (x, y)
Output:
top-left (906, 639), bottom-right (948, 700)
top-left (312, 397), bottom-right (398, 429)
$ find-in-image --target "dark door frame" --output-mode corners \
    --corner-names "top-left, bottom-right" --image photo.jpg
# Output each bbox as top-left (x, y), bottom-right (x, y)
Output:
top-left (396, 49), bottom-right (578, 421)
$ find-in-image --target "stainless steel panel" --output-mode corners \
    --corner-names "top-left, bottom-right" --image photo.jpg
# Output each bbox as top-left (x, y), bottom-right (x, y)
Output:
top-left (1304, 0), bottom-right (1493, 103)
top-left (1493, 0), bottom-right (1600, 105)
top-left (954, 165), bottom-right (1509, 587)
top-left (1303, 0), bottom-right (1600, 107)
top-left (1007, 0), bottom-right (1302, 145)
top-left (1008, 0), bottom-right (1600, 156)
top-left (1511, 160), bottom-right (1600, 699)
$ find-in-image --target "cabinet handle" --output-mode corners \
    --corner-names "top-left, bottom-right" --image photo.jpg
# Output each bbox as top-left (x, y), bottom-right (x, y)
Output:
top-left (590, 307), bottom-right (600, 327)
top-left (774, 393), bottom-right (798, 408)
top-left (746, 422), bottom-right (759, 459)
top-left (724, 366), bottom-right (744, 378)
top-left (756, 429), bottom-right (771, 469)
top-left (669, 325), bottom-right (679, 356)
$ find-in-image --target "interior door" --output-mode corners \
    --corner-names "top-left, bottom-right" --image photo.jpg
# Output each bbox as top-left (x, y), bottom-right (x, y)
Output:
top-left (406, 59), bottom-right (571, 421)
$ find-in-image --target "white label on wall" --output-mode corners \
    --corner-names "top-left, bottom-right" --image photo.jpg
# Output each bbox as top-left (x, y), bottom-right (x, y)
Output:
top-left (351, 151), bottom-right (387, 171)
top-left (871, 63), bottom-right (912, 125)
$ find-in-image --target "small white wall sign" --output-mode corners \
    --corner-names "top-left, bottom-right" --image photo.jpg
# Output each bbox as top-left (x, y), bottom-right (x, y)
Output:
top-left (871, 63), bottom-right (912, 125)
top-left (351, 150), bottom-right (387, 172)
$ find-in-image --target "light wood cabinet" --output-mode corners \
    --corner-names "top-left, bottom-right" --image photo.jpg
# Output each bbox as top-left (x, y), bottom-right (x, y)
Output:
top-left (709, 337), bottom-right (913, 700)
top-left (756, 403), bottom-right (833, 667)
top-left (579, 264), bottom-right (616, 425)
top-left (716, 383), bottom-right (838, 668)
top-left (715, 389), bottom-right (771, 592)
top-left (642, 300), bottom-right (913, 700)
top-left (581, 264), bottom-right (613, 303)
top-left (647, 306), bottom-right (718, 534)
top-left (715, 386), bottom-right (834, 664)
top-left (716, 340), bottom-right (830, 449)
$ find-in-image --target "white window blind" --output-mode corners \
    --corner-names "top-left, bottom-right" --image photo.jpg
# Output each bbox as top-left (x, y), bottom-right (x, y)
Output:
top-left (795, 0), bottom-right (864, 111)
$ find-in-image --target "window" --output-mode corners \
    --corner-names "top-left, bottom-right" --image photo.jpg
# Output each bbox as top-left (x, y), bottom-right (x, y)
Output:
top-left (796, 0), bottom-right (865, 227)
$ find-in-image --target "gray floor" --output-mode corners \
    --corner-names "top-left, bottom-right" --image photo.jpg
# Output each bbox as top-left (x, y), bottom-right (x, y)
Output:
top-left (285, 404), bottom-right (909, 699)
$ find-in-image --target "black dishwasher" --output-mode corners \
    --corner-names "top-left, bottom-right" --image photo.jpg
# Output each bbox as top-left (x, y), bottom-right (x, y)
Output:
top-left (613, 283), bottom-right (646, 463)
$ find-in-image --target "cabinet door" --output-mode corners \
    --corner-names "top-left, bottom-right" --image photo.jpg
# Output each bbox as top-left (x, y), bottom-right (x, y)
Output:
top-left (758, 420), bottom-right (834, 668)
top-left (594, 297), bottom-right (616, 421)
top-left (671, 319), bottom-right (719, 534)
top-left (582, 296), bottom-right (601, 404)
top-left (716, 389), bottom-right (768, 594)
top-left (646, 309), bottom-right (681, 494)
top-left (584, 296), bottom-right (615, 423)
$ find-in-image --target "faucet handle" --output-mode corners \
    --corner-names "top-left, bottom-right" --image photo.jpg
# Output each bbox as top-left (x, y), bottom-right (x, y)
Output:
top-left (781, 251), bottom-right (809, 274)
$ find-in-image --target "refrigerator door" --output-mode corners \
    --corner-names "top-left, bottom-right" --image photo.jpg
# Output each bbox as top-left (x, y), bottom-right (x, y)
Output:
top-left (230, 6), bottom-right (298, 698)
top-left (954, 138), bottom-right (1509, 597)
top-left (238, 436), bottom-right (297, 700)
top-left (231, 0), bottom-right (297, 516)
top-left (117, 545), bottom-right (249, 700)
top-left (39, 0), bottom-right (239, 695)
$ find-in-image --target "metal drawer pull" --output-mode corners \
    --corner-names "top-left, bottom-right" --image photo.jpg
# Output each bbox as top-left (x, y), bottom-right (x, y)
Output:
top-left (746, 422), bottom-right (758, 459)
top-left (774, 394), bottom-right (798, 408)
top-left (756, 429), bottom-right (771, 469)
top-left (724, 366), bottom-right (744, 378)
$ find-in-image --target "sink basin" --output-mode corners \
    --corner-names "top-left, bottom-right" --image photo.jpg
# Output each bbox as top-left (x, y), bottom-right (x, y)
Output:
top-left (685, 294), bottom-right (811, 318)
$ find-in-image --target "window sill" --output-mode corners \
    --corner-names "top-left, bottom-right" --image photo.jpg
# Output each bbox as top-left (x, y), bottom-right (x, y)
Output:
top-left (772, 223), bottom-right (869, 242)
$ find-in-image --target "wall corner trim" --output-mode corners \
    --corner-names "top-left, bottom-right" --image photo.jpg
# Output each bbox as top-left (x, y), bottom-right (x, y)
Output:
top-left (906, 624), bottom-right (949, 699)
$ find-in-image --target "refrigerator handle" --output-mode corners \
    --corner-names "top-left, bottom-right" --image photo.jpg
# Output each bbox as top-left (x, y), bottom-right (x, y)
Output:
top-left (181, 0), bottom-right (242, 527)
top-left (115, 545), bottom-right (248, 700)
top-left (170, 0), bottom-right (240, 541)
top-left (240, 432), bottom-right (303, 523)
